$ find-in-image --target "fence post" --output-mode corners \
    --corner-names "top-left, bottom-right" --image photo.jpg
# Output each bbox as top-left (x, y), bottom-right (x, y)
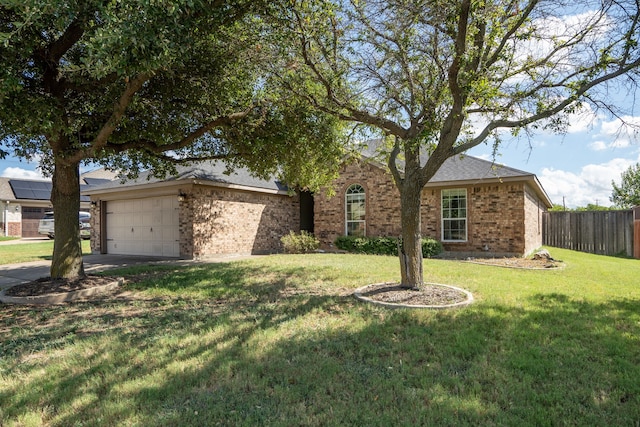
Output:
top-left (634, 206), bottom-right (640, 259)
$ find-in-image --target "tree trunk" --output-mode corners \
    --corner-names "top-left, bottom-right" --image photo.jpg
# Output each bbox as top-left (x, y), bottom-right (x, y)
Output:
top-left (50, 159), bottom-right (85, 279)
top-left (398, 173), bottom-right (423, 289)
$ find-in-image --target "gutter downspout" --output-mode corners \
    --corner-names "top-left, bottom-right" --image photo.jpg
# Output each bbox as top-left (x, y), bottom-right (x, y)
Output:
top-left (3, 201), bottom-right (8, 237)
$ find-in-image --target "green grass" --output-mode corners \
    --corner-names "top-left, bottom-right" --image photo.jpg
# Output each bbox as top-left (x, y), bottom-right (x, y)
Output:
top-left (1, 248), bottom-right (639, 426)
top-left (0, 240), bottom-right (91, 264)
top-left (0, 236), bottom-right (19, 242)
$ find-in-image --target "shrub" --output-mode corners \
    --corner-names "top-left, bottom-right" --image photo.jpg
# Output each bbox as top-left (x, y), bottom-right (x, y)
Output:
top-left (280, 231), bottom-right (320, 254)
top-left (334, 235), bottom-right (443, 257)
top-left (421, 238), bottom-right (444, 258)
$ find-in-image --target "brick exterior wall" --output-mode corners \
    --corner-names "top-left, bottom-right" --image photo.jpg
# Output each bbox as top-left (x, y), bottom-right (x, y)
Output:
top-left (185, 186), bottom-right (300, 259)
top-left (7, 222), bottom-right (21, 237)
top-left (441, 183), bottom-right (525, 256)
top-left (315, 161), bottom-right (547, 257)
top-left (0, 221), bottom-right (21, 237)
top-left (89, 202), bottom-right (101, 254)
top-left (314, 161), bottom-right (402, 247)
top-left (523, 183), bottom-right (546, 255)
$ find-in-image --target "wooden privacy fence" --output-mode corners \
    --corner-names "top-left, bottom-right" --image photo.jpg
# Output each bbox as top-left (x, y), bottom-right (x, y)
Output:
top-left (635, 207), bottom-right (640, 259)
top-left (542, 210), bottom-right (636, 257)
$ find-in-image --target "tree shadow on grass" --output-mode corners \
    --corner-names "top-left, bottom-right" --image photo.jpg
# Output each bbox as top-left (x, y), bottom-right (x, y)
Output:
top-left (108, 261), bottom-right (346, 301)
top-left (1, 266), bottom-right (639, 426)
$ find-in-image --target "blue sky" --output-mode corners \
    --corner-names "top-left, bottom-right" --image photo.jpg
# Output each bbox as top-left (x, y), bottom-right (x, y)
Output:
top-left (468, 105), bottom-right (640, 208)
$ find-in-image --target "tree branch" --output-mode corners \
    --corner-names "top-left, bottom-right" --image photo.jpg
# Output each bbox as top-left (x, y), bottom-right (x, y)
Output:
top-left (67, 72), bottom-right (154, 164)
top-left (454, 57), bottom-right (640, 154)
top-left (388, 136), bottom-right (403, 188)
top-left (103, 107), bottom-right (256, 155)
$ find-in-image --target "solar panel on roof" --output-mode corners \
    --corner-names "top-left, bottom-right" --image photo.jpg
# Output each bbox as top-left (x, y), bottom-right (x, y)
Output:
top-left (83, 177), bottom-right (113, 186)
top-left (8, 180), bottom-right (53, 200)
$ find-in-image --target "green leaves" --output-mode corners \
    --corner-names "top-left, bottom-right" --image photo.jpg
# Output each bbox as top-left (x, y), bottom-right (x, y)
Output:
top-left (0, 0), bottom-right (345, 191)
top-left (611, 163), bottom-right (640, 209)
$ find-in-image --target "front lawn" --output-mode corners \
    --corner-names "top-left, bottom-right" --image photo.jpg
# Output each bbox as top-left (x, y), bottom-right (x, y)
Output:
top-left (0, 240), bottom-right (91, 264)
top-left (1, 248), bottom-right (639, 426)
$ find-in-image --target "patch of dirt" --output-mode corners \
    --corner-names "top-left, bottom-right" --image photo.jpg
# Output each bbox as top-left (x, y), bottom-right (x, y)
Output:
top-left (359, 283), bottom-right (469, 306)
top-left (3, 275), bottom-right (119, 297)
top-left (465, 256), bottom-right (562, 269)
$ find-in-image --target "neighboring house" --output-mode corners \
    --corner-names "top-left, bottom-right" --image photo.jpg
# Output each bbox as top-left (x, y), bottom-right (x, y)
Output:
top-left (314, 145), bottom-right (553, 257)
top-left (83, 147), bottom-right (552, 259)
top-left (0, 169), bottom-right (116, 238)
top-left (83, 163), bottom-right (309, 259)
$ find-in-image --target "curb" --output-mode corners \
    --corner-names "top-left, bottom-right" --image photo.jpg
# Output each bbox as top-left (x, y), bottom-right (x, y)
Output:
top-left (0, 278), bottom-right (123, 305)
top-left (354, 282), bottom-right (474, 310)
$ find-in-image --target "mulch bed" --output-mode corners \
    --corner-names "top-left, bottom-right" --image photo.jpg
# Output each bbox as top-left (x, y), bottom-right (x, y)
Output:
top-left (464, 256), bottom-right (562, 269)
top-left (359, 283), bottom-right (469, 306)
top-left (4, 275), bottom-right (118, 297)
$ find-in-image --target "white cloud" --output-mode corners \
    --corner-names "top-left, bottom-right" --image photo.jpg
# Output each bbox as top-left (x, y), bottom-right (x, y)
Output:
top-left (588, 141), bottom-right (608, 151)
top-left (566, 104), bottom-right (601, 134)
top-left (1, 167), bottom-right (46, 180)
top-left (539, 157), bottom-right (639, 207)
top-left (596, 115), bottom-right (640, 149)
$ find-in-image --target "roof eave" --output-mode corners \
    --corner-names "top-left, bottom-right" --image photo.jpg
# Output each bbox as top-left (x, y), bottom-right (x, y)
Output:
top-left (424, 174), bottom-right (553, 208)
top-left (82, 178), bottom-right (291, 197)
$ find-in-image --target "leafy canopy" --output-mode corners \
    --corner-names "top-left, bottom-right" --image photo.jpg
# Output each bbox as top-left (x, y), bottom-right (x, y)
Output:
top-left (0, 0), bottom-right (345, 190)
top-left (611, 163), bottom-right (640, 208)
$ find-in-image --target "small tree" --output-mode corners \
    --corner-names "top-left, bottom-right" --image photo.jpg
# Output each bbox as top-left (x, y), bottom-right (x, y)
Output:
top-left (611, 163), bottom-right (640, 208)
top-left (279, 0), bottom-right (640, 289)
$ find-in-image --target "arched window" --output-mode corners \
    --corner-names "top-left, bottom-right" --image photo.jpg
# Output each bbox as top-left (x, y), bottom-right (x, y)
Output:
top-left (345, 184), bottom-right (366, 236)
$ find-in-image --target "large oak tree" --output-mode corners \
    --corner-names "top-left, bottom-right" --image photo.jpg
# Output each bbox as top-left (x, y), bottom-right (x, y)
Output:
top-left (0, 1), bottom-right (345, 279)
top-left (279, 0), bottom-right (640, 288)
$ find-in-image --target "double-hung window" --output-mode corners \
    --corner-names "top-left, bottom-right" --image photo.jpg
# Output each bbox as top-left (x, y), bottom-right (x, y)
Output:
top-left (442, 189), bottom-right (467, 241)
top-left (345, 184), bottom-right (366, 236)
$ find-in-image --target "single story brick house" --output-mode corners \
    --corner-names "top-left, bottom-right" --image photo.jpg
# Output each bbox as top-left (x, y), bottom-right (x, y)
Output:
top-left (84, 151), bottom-right (552, 259)
top-left (314, 149), bottom-right (553, 257)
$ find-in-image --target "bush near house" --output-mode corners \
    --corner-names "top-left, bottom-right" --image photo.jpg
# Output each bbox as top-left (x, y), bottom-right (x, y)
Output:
top-left (335, 235), bottom-right (443, 258)
top-left (280, 231), bottom-right (320, 254)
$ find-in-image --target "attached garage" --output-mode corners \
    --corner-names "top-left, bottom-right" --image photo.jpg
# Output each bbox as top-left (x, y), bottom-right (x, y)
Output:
top-left (84, 162), bottom-right (303, 259)
top-left (105, 196), bottom-right (179, 257)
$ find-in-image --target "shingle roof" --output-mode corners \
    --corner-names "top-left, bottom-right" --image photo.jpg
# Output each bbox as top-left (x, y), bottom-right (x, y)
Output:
top-left (0, 178), bottom-right (15, 201)
top-left (80, 168), bottom-right (118, 180)
top-left (429, 154), bottom-right (534, 183)
top-left (84, 142), bottom-right (550, 206)
top-left (358, 138), bottom-right (552, 206)
top-left (358, 138), bottom-right (533, 183)
top-left (84, 161), bottom-right (287, 194)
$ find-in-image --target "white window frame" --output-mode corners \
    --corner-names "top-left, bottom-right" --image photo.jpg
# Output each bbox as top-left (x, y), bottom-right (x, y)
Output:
top-left (345, 184), bottom-right (366, 236)
top-left (441, 188), bottom-right (467, 242)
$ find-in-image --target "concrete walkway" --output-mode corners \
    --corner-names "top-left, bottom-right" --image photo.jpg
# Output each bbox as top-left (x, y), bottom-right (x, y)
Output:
top-left (0, 237), bottom-right (50, 245)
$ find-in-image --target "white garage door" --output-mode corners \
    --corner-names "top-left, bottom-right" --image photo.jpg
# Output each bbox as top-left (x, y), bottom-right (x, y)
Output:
top-left (106, 196), bottom-right (180, 257)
